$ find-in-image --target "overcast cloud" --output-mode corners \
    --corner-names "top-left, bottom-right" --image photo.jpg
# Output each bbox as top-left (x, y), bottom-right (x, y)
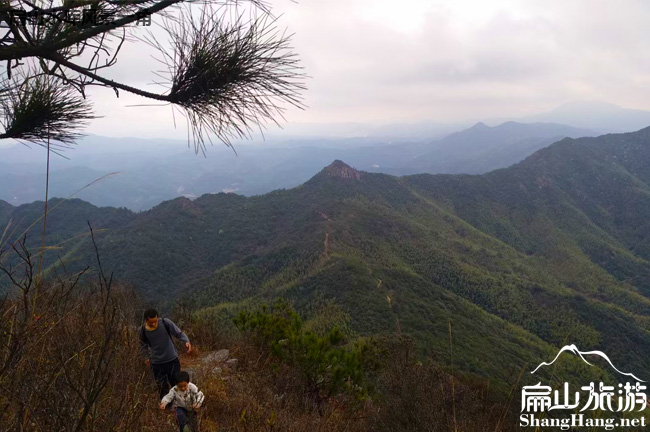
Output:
top-left (82, 0), bottom-right (650, 139)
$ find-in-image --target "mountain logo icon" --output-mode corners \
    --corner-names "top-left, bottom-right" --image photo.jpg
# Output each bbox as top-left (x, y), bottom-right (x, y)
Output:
top-left (531, 344), bottom-right (645, 382)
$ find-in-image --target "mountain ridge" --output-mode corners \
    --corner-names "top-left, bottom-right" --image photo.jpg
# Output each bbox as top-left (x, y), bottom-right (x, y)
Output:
top-left (0, 121), bottom-right (596, 210)
top-left (4, 127), bottom-right (650, 384)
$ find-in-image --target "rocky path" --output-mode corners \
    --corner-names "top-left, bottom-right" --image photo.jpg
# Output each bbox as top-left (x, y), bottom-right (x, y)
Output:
top-left (144, 348), bottom-right (240, 431)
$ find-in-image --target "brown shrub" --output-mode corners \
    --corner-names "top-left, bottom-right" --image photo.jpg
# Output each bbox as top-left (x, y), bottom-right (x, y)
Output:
top-left (0, 239), bottom-right (521, 432)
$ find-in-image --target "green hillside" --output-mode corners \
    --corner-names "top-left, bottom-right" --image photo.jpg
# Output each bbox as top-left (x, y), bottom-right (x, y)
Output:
top-left (0, 200), bottom-right (12, 230)
top-left (3, 128), bottom-right (650, 386)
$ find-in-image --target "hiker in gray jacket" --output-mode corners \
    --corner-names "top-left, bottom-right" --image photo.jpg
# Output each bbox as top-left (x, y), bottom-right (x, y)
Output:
top-left (138, 308), bottom-right (192, 401)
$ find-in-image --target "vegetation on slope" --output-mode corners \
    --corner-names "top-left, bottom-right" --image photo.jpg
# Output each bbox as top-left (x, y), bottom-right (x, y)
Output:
top-left (0, 243), bottom-right (521, 431)
top-left (3, 128), bottom-right (650, 389)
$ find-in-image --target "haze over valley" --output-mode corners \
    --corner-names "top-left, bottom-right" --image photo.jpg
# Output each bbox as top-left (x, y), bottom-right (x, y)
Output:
top-left (3, 101), bottom-right (645, 211)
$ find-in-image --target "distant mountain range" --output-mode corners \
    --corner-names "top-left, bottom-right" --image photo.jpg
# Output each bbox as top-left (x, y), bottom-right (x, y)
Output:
top-left (0, 119), bottom-right (595, 210)
top-left (263, 101), bottom-right (650, 139)
top-left (523, 101), bottom-right (650, 133)
top-left (4, 126), bottom-right (650, 384)
top-left (393, 120), bottom-right (595, 175)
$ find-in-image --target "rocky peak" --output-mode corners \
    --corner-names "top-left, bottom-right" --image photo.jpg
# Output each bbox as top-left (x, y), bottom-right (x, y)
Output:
top-left (322, 160), bottom-right (362, 180)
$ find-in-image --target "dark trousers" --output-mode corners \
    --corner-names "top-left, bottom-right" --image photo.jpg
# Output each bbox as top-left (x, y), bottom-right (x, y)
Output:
top-left (175, 407), bottom-right (199, 432)
top-left (151, 357), bottom-right (181, 400)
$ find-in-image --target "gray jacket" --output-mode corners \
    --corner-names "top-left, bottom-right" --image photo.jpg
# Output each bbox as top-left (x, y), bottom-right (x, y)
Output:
top-left (139, 318), bottom-right (189, 364)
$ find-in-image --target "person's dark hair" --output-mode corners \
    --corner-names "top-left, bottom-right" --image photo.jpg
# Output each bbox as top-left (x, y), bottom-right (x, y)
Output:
top-left (143, 308), bottom-right (158, 321)
top-left (176, 371), bottom-right (190, 384)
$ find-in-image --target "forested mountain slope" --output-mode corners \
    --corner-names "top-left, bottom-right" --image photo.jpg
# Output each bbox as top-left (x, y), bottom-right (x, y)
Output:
top-left (3, 128), bottom-right (650, 383)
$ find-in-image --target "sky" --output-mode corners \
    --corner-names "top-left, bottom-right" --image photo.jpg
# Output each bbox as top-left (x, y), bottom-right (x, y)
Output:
top-left (78, 0), bottom-right (650, 139)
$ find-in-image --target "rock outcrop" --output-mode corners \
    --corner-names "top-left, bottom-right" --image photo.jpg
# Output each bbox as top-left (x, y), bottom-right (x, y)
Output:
top-left (322, 160), bottom-right (362, 180)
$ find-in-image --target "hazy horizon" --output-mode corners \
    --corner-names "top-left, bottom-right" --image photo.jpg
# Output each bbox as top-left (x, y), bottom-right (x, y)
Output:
top-left (0, 99), bottom-right (647, 146)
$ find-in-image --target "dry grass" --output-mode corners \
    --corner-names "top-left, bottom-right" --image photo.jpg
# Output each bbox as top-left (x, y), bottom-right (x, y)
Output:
top-left (0, 238), bottom-right (520, 432)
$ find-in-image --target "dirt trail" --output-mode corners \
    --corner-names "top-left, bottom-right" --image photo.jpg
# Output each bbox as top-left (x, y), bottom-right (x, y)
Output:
top-left (323, 232), bottom-right (329, 256)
